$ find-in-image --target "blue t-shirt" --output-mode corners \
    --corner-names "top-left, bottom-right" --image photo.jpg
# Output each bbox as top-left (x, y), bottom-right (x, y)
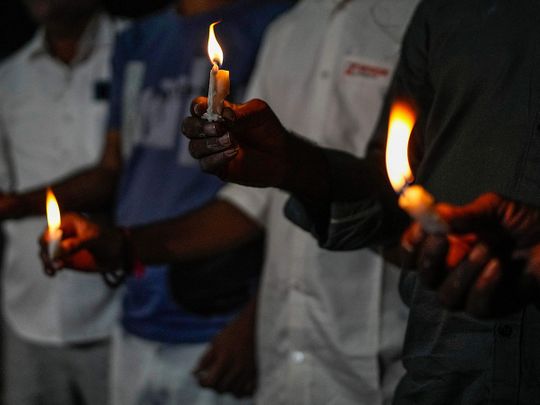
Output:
top-left (108, 2), bottom-right (291, 343)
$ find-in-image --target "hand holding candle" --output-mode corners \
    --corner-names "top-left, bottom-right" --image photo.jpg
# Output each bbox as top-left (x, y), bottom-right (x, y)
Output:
top-left (203, 22), bottom-right (230, 122)
top-left (46, 188), bottom-right (62, 262)
top-left (385, 101), bottom-right (447, 234)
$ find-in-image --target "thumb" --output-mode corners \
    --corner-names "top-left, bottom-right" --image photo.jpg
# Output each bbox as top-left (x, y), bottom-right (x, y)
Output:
top-left (194, 346), bottom-right (216, 374)
top-left (436, 193), bottom-right (504, 234)
top-left (191, 97), bottom-right (208, 117)
top-left (230, 99), bottom-right (276, 134)
top-left (59, 235), bottom-right (98, 258)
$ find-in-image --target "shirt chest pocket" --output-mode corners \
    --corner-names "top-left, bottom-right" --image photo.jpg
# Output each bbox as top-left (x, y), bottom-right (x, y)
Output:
top-left (327, 56), bottom-right (395, 153)
top-left (5, 94), bottom-right (44, 137)
top-left (340, 55), bottom-right (394, 108)
top-left (4, 92), bottom-right (106, 189)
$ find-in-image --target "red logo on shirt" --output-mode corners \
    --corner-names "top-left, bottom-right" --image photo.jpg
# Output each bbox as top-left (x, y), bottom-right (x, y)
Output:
top-left (344, 62), bottom-right (390, 78)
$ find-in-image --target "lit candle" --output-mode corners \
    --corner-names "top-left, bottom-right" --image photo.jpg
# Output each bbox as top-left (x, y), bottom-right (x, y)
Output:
top-left (46, 187), bottom-right (62, 259)
top-left (385, 101), bottom-right (447, 234)
top-left (203, 21), bottom-right (230, 122)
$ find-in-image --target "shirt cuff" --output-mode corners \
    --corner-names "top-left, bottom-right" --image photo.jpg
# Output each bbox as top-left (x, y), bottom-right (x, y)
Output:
top-left (285, 196), bottom-right (384, 251)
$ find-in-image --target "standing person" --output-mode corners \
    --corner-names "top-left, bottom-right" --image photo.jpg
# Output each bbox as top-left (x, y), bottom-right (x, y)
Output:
top-left (183, 0), bottom-right (540, 403)
top-left (106, 2), bottom-right (288, 402)
top-left (45, 0), bottom-right (417, 403)
top-left (5, 0), bottom-right (291, 403)
top-left (0, 0), bottom-right (122, 403)
top-left (209, 1), bottom-right (417, 403)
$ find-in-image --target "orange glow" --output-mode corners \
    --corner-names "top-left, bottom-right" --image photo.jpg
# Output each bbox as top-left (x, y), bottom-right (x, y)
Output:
top-left (207, 21), bottom-right (224, 66)
top-left (385, 101), bottom-right (416, 193)
top-left (46, 188), bottom-right (61, 232)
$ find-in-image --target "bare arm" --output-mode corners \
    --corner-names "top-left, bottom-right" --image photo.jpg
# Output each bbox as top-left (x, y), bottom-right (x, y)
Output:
top-left (129, 199), bottom-right (263, 264)
top-left (2, 129), bottom-right (122, 218)
top-left (50, 198), bottom-right (263, 272)
top-left (194, 294), bottom-right (258, 397)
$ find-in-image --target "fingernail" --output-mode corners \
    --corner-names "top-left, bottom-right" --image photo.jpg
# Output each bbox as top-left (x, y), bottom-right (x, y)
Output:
top-left (401, 240), bottom-right (414, 253)
top-left (224, 148), bottom-right (239, 157)
top-left (205, 123), bottom-right (219, 136)
top-left (219, 133), bottom-right (231, 146)
top-left (206, 134), bottom-right (232, 151)
top-left (469, 244), bottom-right (489, 262)
top-left (481, 259), bottom-right (500, 280)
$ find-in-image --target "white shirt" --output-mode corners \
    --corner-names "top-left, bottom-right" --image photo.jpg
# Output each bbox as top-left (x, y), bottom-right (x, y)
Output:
top-left (218, 0), bottom-right (419, 403)
top-left (0, 14), bottom-right (122, 344)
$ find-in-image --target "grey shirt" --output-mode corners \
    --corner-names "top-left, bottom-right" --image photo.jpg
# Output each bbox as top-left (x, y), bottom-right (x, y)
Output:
top-left (287, 0), bottom-right (540, 403)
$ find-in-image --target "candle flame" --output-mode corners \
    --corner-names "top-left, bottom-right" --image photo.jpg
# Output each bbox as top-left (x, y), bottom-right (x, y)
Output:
top-left (207, 21), bottom-right (224, 66)
top-left (385, 101), bottom-right (416, 192)
top-left (46, 188), bottom-right (61, 232)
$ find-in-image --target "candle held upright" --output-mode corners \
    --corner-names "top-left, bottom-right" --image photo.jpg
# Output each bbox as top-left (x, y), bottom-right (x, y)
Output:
top-left (385, 101), bottom-right (447, 234)
top-left (204, 22), bottom-right (230, 122)
top-left (46, 188), bottom-right (62, 259)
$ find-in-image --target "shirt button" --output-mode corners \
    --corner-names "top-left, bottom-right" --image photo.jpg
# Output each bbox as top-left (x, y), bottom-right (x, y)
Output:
top-left (290, 351), bottom-right (305, 363)
top-left (320, 70), bottom-right (330, 79)
top-left (497, 324), bottom-right (513, 338)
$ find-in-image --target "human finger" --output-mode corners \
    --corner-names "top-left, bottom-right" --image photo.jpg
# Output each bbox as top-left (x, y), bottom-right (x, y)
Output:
top-left (199, 148), bottom-right (239, 174)
top-left (197, 358), bottom-right (225, 390)
top-left (417, 233), bottom-right (449, 289)
top-left (438, 243), bottom-right (491, 310)
top-left (182, 117), bottom-right (229, 140)
top-left (436, 194), bottom-right (502, 234)
top-left (193, 347), bottom-right (215, 377)
top-left (401, 221), bottom-right (426, 270)
top-left (464, 258), bottom-right (503, 318)
top-left (188, 133), bottom-right (234, 158)
top-left (214, 364), bottom-right (241, 395)
top-left (190, 97), bottom-right (208, 117)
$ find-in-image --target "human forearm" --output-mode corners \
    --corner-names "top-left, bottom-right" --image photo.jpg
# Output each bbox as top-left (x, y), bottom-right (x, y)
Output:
top-left (128, 199), bottom-right (263, 264)
top-left (2, 129), bottom-right (121, 219)
top-left (11, 165), bottom-right (119, 218)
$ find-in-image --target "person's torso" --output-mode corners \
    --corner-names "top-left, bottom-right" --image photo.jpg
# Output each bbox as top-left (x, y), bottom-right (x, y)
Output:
top-left (0, 14), bottom-right (121, 344)
top-left (398, 1), bottom-right (540, 403)
top-left (246, 0), bottom-right (418, 402)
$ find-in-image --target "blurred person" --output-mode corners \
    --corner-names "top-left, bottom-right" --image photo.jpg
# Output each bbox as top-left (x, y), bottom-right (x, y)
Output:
top-left (4, 0), bottom-right (291, 403)
top-left (45, 0), bottom-right (418, 403)
top-left (103, 0), bottom-right (173, 18)
top-left (181, 0), bottom-right (540, 403)
top-left (0, 0), bottom-right (123, 403)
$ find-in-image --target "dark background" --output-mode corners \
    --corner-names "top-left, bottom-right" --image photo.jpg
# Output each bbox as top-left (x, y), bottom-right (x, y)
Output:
top-left (0, 0), bottom-right (174, 60)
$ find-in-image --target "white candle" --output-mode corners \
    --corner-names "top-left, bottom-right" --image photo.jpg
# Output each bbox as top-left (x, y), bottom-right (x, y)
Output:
top-left (48, 228), bottom-right (62, 259)
top-left (46, 188), bottom-right (62, 259)
top-left (203, 22), bottom-right (230, 122)
top-left (385, 101), bottom-right (447, 234)
top-left (398, 184), bottom-right (448, 234)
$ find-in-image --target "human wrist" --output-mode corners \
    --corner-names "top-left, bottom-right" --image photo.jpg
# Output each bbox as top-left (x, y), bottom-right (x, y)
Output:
top-left (100, 227), bottom-right (143, 288)
top-left (119, 227), bottom-right (145, 278)
top-left (1, 192), bottom-right (27, 219)
top-left (279, 132), bottom-right (330, 203)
